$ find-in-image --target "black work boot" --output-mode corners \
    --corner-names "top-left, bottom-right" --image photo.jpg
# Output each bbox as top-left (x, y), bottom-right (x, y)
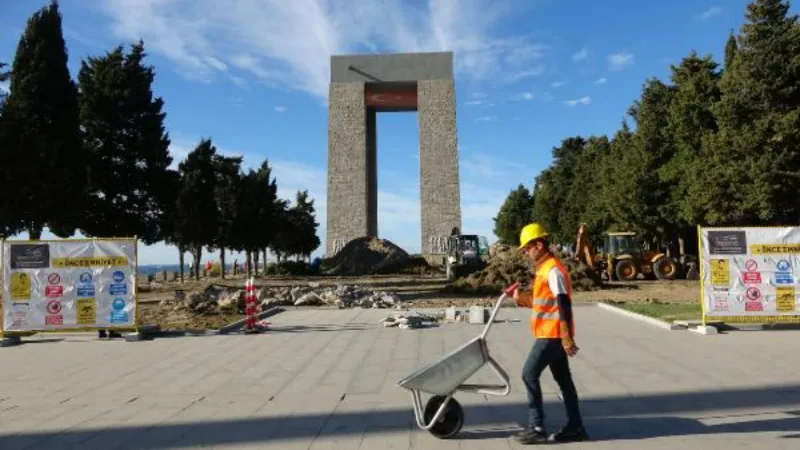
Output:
top-left (513, 426), bottom-right (548, 444)
top-left (552, 425), bottom-right (589, 442)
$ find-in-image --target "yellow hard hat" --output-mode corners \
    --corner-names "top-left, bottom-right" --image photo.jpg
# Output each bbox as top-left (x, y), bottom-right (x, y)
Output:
top-left (519, 223), bottom-right (550, 248)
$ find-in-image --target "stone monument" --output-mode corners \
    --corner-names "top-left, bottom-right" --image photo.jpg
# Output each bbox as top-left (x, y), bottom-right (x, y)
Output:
top-left (326, 51), bottom-right (461, 259)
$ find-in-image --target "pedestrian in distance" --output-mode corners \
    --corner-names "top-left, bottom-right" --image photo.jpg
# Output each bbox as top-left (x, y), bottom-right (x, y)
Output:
top-left (511, 222), bottom-right (589, 444)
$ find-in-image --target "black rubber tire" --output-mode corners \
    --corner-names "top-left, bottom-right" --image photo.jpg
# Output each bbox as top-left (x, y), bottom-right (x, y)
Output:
top-left (423, 395), bottom-right (464, 439)
top-left (654, 257), bottom-right (678, 280)
top-left (615, 259), bottom-right (638, 281)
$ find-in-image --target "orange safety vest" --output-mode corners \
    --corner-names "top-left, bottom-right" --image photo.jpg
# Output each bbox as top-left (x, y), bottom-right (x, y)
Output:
top-left (530, 255), bottom-right (574, 339)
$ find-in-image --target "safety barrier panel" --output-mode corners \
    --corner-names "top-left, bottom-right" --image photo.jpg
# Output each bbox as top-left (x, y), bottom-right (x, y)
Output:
top-left (698, 226), bottom-right (799, 324)
top-left (1, 237), bottom-right (138, 334)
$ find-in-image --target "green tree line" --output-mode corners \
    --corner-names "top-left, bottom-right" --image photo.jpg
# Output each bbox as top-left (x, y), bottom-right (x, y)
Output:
top-left (0, 2), bottom-right (320, 280)
top-left (494, 0), bottom-right (800, 257)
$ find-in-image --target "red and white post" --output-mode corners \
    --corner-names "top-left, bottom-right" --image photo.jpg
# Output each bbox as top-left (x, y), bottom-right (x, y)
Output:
top-left (244, 277), bottom-right (258, 333)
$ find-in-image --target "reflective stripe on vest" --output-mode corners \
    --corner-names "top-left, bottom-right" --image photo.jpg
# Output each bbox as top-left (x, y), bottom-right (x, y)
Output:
top-left (530, 255), bottom-right (574, 339)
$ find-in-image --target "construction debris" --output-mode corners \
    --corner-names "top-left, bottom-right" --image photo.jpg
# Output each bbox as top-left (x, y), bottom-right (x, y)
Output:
top-left (448, 243), bottom-right (602, 293)
top-left (319, 237), bottom-right (430, 276)
top-left (161, 283), bottom-right (412, 314)
top-left (381, 312), bottom-right (440, 329)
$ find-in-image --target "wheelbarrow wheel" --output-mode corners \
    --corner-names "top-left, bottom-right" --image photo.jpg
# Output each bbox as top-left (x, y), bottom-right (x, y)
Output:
top-left (424, 395), bottom-right (464, 439)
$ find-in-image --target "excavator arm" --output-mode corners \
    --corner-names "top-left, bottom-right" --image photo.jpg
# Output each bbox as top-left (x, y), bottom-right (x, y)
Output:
top-left (576, 223), bottom-right (596, 268)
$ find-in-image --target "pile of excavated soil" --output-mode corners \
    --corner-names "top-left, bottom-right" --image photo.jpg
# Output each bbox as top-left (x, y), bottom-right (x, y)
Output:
top-left (450, 244), bottom-right (602, 293)
top-left (320, 237), bottom-right (423, 276)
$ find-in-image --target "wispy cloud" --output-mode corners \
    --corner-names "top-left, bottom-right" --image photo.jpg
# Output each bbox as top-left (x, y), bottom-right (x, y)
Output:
top-left (572, 48), bottom-right (588, 62)
top-left (551, 81), bottom-right (568, 88)
top-left (608, 51), bottom-right (635, 71)
top-left (229, 75), bottom-right (248, 89)
top-left (594, 77), bottom-right (607, 85)
top-left (95, 0), bottom-right (549, 99)
top-left (475, 115), bottom-right (499, 123)
top-left (274, 106), bottom-right (287, 113)
top-left (520, 92), bottom-right (535, 101)
top-left (563, 96), bottom-right (591, 107)
top-left (695, 6), bottom-right (722, 20)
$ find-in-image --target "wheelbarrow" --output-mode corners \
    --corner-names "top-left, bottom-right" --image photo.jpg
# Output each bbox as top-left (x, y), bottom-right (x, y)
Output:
top-left (396, 282), bottom-right (520, 439)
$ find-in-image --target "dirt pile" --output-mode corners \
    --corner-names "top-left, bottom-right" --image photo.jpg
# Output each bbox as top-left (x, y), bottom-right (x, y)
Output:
top-left (449, 244), bottom-right (602, 293)
top-left (320, 237), bottom-right (426, 276)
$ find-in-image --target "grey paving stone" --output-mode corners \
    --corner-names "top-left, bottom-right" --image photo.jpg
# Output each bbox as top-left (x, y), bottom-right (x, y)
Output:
top-left (0, 306), bottom-right (799, 449)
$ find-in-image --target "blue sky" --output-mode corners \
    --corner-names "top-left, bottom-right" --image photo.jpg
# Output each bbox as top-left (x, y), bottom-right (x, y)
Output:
top-left (1, 0), bottom-right (785, 265)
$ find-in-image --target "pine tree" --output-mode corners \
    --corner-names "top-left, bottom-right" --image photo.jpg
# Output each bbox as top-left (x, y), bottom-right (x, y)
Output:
top-left (1, 1), bottom-right (84, 239)
top-left (78, 41), bottom-right (173, 243)
top-left (211, 154), bottom-right (242, 279)
top-left (174, 139), bottom-right (220, 280)
top-left (493, 184), bottom-right (534, 245)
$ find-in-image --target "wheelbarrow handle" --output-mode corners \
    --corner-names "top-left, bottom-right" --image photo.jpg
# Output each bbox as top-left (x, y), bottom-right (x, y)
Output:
top-left (480, 282), bottom-right (521, 340)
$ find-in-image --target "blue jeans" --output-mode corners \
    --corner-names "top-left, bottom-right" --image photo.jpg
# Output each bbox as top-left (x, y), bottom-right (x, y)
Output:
top-left (522, 338), bottom-right (583, 429)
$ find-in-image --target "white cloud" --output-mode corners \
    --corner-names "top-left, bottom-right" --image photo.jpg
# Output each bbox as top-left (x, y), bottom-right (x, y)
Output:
top-left (274, 106), bottom-right (287, 113)
top-left (608, 51), bottom-right (635, 71)
top-left (521, 92), bottom-right (535, 101)
top-left (572, 48), bottom-right (588, 61)
top-left (563, 96), bottom-right (591, 106)
top-left (95, 0), bottom-right (550, 99)
top-left (551, 80), bottom-right (568, 88)
top-left (229, 76), bottom-right (248, 89)
top-left (695, 6), bottom-right (722, 20)
top-left (0, 81), bottom-right (8, 94)
top-left (475, 115), bottom-right (499, 122)
top-left (594, 77), bottom-right (607, 85)
top-left (465, 99), bottom-right (489, 106)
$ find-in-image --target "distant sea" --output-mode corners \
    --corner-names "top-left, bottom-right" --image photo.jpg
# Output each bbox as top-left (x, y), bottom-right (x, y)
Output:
top-left (137, 264), bottom-right (247, 275)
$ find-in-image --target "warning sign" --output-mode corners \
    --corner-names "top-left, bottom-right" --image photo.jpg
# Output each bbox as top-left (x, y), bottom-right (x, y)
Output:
top-left (10, 272), bottom-right (31, 301)
top-left (711, 259), bottom-right (730, 285)
top-left (700, 226), bottom-right (800, 324)
top-left (76, 298), bottom-right (96, 325)
top-left (776, 287), bottom-right (796, 312)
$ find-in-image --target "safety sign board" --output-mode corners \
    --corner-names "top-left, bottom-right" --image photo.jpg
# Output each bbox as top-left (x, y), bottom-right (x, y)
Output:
top-left (700, 226), bottom-right (800, 324)
top-left (2, 238), bottom-right (137, 332)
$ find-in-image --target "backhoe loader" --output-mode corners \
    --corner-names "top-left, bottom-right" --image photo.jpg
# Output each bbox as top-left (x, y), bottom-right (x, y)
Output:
top-left (575, 224), bottom-right (680, 281)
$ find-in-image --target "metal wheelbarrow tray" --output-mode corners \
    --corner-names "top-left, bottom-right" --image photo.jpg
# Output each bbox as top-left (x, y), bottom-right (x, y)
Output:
top-left (396, 282), bottom-right (519, 439)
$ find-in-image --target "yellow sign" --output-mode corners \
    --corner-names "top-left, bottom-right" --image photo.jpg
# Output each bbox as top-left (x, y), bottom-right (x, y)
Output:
top-left (777, 287), bottom-right (796, 312)
top-left (52, 257), bottom-right (128, 268)
top-left (750, 244), bottom-right (800, 255)
top-left (710, 259), bottom-right (730, 285)
top-left (76, 298), bottom-right (96, 325)
top-left (10, 272), bottom-right (31, 301)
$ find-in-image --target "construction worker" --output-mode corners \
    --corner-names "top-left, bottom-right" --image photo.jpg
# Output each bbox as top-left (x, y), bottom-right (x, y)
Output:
top-left (512, 223), bottom-right (589, 444)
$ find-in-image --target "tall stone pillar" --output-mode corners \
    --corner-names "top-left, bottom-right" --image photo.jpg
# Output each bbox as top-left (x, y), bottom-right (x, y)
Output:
top-left (418, 79), bottom-right (462, 255)
top-left (326, 82), bottom-right (370, 256)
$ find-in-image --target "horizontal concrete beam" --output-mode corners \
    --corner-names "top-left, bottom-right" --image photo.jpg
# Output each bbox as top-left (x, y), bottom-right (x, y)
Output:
top-left (331, 52), bottom-right (453, 83)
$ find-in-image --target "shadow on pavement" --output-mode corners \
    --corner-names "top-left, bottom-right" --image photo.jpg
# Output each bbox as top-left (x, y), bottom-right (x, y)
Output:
top-left (2, 384), bottom-right (799, 448)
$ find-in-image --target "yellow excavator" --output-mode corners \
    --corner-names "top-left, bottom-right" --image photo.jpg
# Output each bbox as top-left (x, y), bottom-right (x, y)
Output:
top-left (575, 223), bottom-right (680, 281)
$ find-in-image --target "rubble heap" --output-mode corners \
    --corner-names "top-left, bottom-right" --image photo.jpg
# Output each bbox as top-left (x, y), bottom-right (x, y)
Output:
top-left (319, 237), bottom-right (425, 276)
top-left (161, 283), bottom-right (410, 315)
top-left (450, 244), bottom-right (602, 292)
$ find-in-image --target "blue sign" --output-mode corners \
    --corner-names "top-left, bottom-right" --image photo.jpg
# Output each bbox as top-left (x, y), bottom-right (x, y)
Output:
top-left (776, 272), bottom-right (794, 285)
top-left (79, 272), bottom-right (93, 283)
top-left (109, 283), bottom-right (127, 295)
top-left (777, 259), bottom-right (791, 272)
top-left (112, 270), bottom-right (125, 283)
top-left (112, 297), bottom-right (126, 311)
top-left (110, 311), bottom-right (129, 323)
top-left (77, 284), bottom-right (95, 297)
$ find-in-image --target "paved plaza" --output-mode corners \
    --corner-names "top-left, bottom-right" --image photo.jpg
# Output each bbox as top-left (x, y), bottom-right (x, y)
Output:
top-left (1, 304), bottom-right (800, 449)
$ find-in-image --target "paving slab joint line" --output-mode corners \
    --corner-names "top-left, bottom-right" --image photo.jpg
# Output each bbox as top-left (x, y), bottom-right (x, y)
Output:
top-left (595, 302), bottom-right (688, 331)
